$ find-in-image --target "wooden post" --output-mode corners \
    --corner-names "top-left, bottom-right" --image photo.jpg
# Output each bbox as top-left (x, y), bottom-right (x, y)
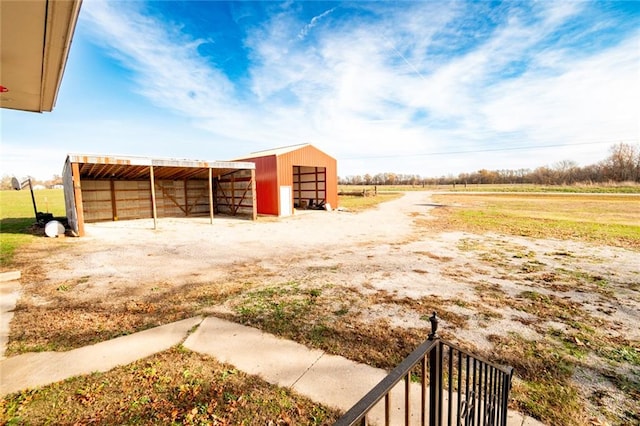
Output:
top-left (150, 166), bottom-right (158, 230)
top-left (251, 168), bottom-right (257, 220)
top-left (296, 166), bottom-right (301, 206)
top-left (231, 173), bottom-right (236, 216)
top-left (315, 167), bottom-right (319, 205)
top-left (208, 168), bottom-right (214, 224)
top-left (71, 162), bottom-right (85, 236)
top-left (110, 179), bottom-right (118, 220)
top-left (184, 179), bottom-right (189, 216)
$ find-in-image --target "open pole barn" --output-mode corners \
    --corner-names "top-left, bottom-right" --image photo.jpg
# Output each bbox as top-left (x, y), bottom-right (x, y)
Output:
top-left (63, 154), bottom-right (257, 236)
top-left (235, 144), bottom-right (338, 216)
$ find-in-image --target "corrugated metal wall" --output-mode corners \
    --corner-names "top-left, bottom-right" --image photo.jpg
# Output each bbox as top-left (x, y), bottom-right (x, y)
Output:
top-left (232, 145), bottom-right (338, 216)
top-left (240, 155), bottom-right (279, 215)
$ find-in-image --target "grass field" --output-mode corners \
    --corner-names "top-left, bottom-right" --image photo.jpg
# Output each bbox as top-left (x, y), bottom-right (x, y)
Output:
top-left (337, 191), bottom-right (403, 211)
top-left (340, 183), bottom-right (640, 193)
top-left (429, 193), bottom-right (640, 249)
top-left (0, 189), bottom-right (65, 267)
top-left (2, 347), bottom-right (339, 425)
top-left (3, 188), bottom-right (639, 425)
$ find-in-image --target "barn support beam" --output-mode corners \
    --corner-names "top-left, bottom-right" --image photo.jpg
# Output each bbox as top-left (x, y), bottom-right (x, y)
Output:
top-left (150, 166), bottom-right (158, 230)
top-left (71, 162), bottom-right (85, 236)
top-left (155, 183), bottom-right (192, 215)
top-left (110, 179), bottom-right (118, 220)
top-left (184, 179), bottom-right (189, 217)
top-left (296, 166), bottom-right (302, 204)
top-left (315, 167), bottom-right (319, 203)
top-left (231, 174), bottom-right (236, 216)
top-left (208, 168), bottom-right (214, 224)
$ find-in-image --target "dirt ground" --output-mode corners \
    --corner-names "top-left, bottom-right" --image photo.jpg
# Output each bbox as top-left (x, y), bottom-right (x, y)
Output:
top-left (9, 191), bottom-right (640, 424)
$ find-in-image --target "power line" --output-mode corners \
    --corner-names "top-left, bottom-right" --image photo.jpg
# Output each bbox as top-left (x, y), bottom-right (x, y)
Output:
top-left (340, 139), bottom-right (638, 161)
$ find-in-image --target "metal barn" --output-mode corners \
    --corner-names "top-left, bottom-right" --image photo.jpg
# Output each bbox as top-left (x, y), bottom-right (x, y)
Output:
top-left (235, 144), bottom-right (338, 216)
top-left (63, 154), bottom-right (257, 236)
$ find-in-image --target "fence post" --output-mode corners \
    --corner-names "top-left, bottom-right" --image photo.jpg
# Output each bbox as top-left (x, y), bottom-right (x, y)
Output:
top-left (428, 312), bottom-right (441, 426)
top-left (501, 368), bottom-right (513, 426)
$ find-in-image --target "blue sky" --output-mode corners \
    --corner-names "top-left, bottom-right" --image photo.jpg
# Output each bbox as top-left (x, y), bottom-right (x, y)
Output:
top-left (1, 0), bottom-right (639, 180)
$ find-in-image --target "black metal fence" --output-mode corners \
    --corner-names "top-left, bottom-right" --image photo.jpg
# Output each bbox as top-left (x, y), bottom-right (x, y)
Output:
top-left (335, 313), bottom-right (513, 426)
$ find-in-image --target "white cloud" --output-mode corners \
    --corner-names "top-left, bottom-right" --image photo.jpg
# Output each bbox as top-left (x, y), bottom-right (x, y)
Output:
top-left (0, 144), bottom-right (69, 180)
top-left (82, 1), bottom-right (237, 118)
top-left (298, 7), bottom-right (336, 40)
top-left (67, 0), bottom-right (640, 178)
top-left (480, 33), bottom-right (640, 143)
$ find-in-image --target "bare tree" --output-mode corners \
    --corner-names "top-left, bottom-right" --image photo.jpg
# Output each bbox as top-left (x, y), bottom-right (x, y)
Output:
top-left (605, 143), bottom-right (640, 182)
top-left (339, 142), bottom-right (639, 187)
top-left (0, 174), bottom-right (14, 190)
top-left (553, 160), bottom-right (579, 184)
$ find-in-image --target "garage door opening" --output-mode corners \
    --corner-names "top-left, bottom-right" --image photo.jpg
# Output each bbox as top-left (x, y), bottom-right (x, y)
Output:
top-left (293, 166), bottom-right (327, 210)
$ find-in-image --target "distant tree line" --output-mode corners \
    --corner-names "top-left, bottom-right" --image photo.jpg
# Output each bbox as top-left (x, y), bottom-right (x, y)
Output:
top-left (2, 143), bottom-right (638, 190)
top-left (339, 142), bottom-right (640, 186)
top-left (0, 174), bottom-right (63, 190)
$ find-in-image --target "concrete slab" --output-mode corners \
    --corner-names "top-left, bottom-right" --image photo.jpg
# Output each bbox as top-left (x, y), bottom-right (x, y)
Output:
top-left (507, 410), bottom-right (525, 426)
top-left (295, 353), bottom-right (429, 426)
top-left (522, 415), bottom-right (546, 426)
top-left (183, 316), bottom-right (325, 388)
top-left (0, 271), bottom-right (21, 282)
top-left (292, 351), bottom-right (387, 411)
top-left (0, 316), bottom-right (202, 396)
top-left (0, 280), bottom-right (21, 360)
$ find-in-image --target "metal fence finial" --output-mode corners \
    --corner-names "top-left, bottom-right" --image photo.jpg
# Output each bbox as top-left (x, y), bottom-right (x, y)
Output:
top-left (428, 311), bottom-right (438, 340)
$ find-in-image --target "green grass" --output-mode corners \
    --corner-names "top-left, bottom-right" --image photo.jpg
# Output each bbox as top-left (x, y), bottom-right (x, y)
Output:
top-left (0, 189), bottom-right (65, 266)
top-left (338, 191), bottom-right (403, 211)
top-left (339, 184), bottom-right (429, 192)
top-left (1, 347), bottom-right (340, 425)
top-left (488, 332), bottom-right (586, 424)
top-left (0, 188), bottom-right (65, 218)
top-left (236, 282), bottom-right (322, 335)
top-left (447, 184), bottom-right (640, 193)
top-left (430, 193), bottom-right (640, 249)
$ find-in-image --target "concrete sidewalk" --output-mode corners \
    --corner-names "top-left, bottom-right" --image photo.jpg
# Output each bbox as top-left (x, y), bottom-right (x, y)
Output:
top-left (0, 276), bottom-right (22, 361)
top-left (1, 315), bottom-right (543, 425)
top-left (184, 317), bottom-right (543, 426)
top-left (0, 317), bottom-right (202, 396)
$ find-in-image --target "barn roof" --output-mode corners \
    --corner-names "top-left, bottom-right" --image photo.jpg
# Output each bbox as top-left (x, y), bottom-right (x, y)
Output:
top-left (235, 143), bottom-right (335, 160)
top-left (66, 154), bottom-right (255, 181)
top-left (235, 143), bottom-right (312, 159)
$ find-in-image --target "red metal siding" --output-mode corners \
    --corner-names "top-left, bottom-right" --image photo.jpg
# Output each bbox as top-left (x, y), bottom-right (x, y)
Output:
top-left (239, 145), bottom-right (338, 216)
top-left (236, 155), bottom-right (279, 215)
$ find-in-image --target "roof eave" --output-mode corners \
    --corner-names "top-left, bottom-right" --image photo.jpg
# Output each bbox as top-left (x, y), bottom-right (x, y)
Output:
top-left (0, 0), bottom-right (82, 113)
top-left (41, 0), bottom-right (83, 112)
